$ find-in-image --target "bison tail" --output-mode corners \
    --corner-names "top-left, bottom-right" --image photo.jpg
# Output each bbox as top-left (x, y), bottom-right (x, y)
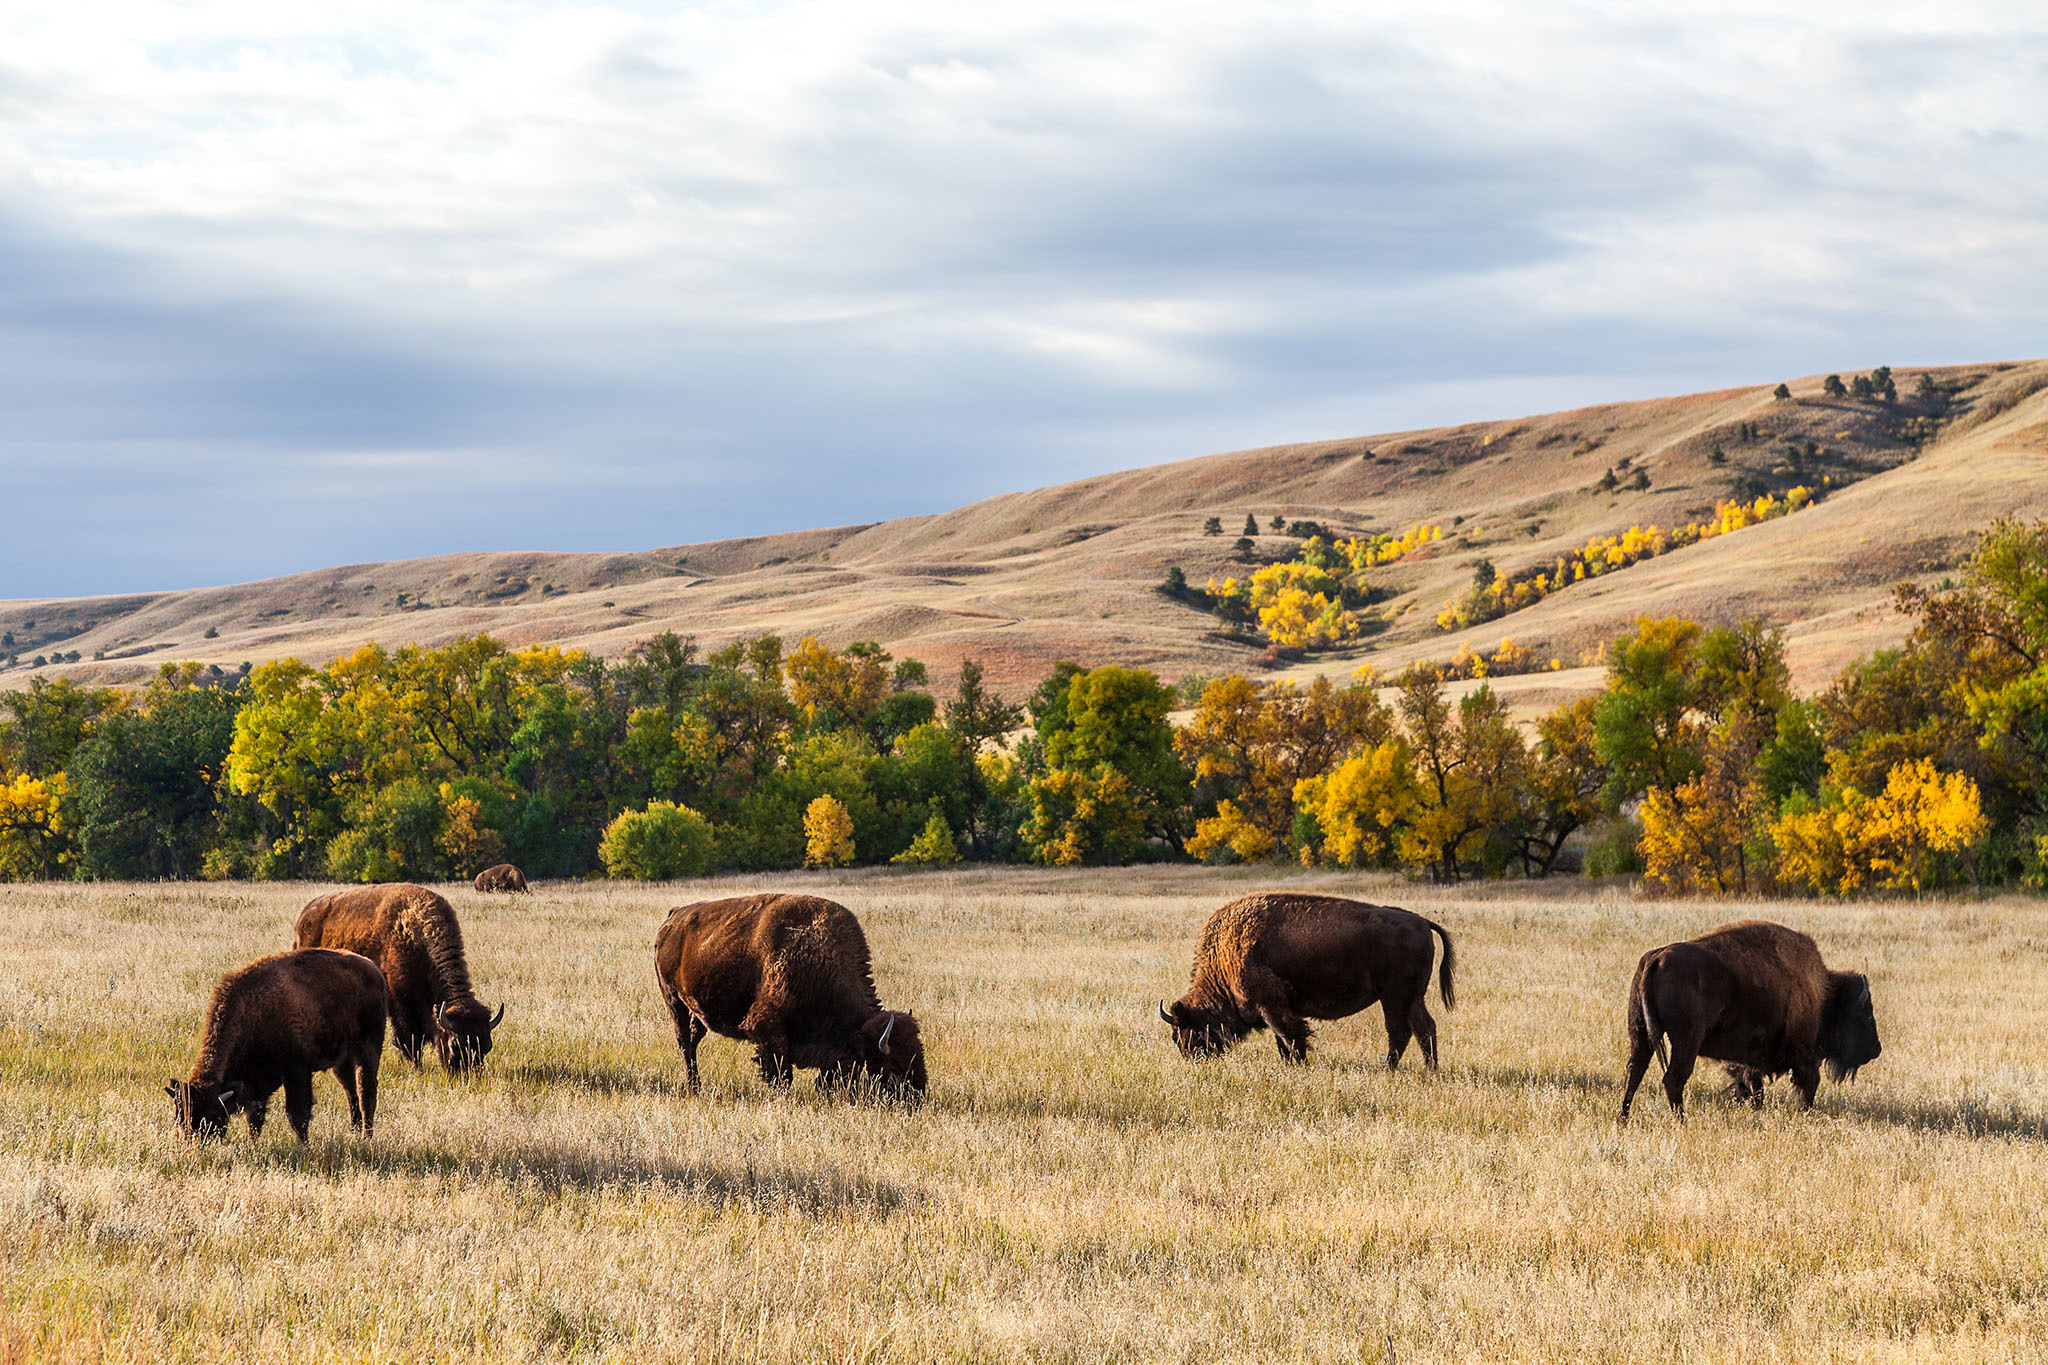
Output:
top-left (1638, 959), bottom-right (1669, 1070)
top-left (1425, 918), bottom-right (1456, 1010)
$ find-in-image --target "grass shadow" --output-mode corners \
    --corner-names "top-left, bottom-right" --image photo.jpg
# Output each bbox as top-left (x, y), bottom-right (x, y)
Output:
top-left (1835, 1092), bottom-right (2048, 1142)
top-left (240, 1137), bottom-right (915, 1215)
top-left (500, 1058), bottom-right (697, 1100)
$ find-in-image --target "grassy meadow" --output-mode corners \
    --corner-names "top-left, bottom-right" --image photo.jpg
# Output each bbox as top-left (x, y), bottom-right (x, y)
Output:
top-left (3, 869), bottom-right (2046, 1362)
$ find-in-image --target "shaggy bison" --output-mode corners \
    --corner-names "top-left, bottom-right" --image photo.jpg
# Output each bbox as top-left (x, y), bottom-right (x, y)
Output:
top-left (296, 883), bottom-right (504, 1071)
top-left (473, 863), bottom-right (528, 893)
top-left (1160, 893), bottom-right (1455, 1068)
top-left (1619, 920), bottom-right (1881, 1122)
top-left (166, 948), bottom-right (387, 1141)
top-left (654, 893), bottom-right (926, 1099)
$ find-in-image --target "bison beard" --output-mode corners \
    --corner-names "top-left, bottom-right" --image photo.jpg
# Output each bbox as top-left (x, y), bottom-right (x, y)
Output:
top-left (295, 883), bottom-right (505, 1073)
top-left (654, 893), bottom-right (927, 1100)
top-left (167, 948), bottom-right (388, 1142)
top-left (1161, 893), bottom-right (1456, 1070)
top-left (1619, 920), bottom-right (1881, 1122)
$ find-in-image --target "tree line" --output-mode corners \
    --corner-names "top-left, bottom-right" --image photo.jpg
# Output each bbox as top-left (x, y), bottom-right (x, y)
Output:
top-left (2, 518), bottom-right (2043, 894)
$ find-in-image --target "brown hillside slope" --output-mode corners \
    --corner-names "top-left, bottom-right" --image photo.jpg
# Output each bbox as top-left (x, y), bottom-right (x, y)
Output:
top-left (7, 362), bottom-right (2046, 700)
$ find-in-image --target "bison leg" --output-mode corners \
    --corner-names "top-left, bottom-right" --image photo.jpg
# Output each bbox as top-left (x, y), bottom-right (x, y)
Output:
top-left (1791, 1059), bottom-right (1821, 1110)
top-left (1660, 1039), bottom-right (1699, 1120)
top-left (392, 1003), bottom-right (428, 1068)
top-left (243, 1096), bottom-right (270, 1137)
top-left (283, 1071), bottom-right (315, 1142)
top-left (1407, 998), bottom-right (1440, 1071)
top-left (358, 1051), bottom-right (379, 1137)
top-left (335, 1063), bottom-right (363, 1130)
top-left (1382, 1005), bottom-right (1413, 1071)
top-left (681, 1014), bottom-right (706, 1094)
top-left (1724, 1064), bottom-right (1766, 1110)
top-left (1618, 1034), bottom-right (1656, 1125)
top-left (745, 1024), bottom-right (793, 1088)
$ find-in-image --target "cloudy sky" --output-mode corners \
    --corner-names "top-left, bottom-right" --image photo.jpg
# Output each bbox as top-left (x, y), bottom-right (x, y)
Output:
top-left (2, 1), bottom-right (2043, 596)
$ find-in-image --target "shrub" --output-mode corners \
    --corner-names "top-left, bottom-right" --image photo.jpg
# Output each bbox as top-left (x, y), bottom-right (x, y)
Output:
top-left (599, 800), bottom-right (715, 879)
top-left (1203, 516), bottom-right (1222, 536)
top-left (891, 812), bottom-right (960, 866)
top-left (1583, 816), bottom-right (1645, 878)
top-left (1773, 383), bottom-right (1791, 400)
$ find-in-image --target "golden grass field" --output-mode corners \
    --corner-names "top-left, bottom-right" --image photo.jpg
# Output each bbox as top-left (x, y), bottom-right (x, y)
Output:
top-left (5, 869), bottom-right (2047, 1363)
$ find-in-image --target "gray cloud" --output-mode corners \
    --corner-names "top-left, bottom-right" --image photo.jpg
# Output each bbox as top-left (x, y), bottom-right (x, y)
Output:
top-left (0, 3), bottom-right (2044, 597)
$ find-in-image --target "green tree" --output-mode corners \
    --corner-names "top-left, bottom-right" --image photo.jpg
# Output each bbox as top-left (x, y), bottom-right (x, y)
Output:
top-left (1823, 374), bottom-right (1847, 398)
top-left (69, 670), bottom-right (243, 879)
top-left (1203, 516), bottom-right (1223, 536)
top-left (1773, 383), bottom-right (1791, 400)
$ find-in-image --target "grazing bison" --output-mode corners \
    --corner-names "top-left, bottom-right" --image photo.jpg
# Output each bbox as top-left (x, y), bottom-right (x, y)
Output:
top-left (166, 948), bottom-right (387, 1141)
top-left (1619, 920), bottom-right (1881, 1122)
top-left (654, 893), bottom-right (926, 1099)
top-left (296, 883), bottom-right (505, 1072)
top-left (474, 863), bottom-right (528, 893)
top-left (1159, 893), bottom-right (1455, 1068)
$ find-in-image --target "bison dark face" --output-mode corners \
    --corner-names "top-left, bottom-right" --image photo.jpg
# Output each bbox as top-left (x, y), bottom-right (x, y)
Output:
top-left (433, 1000), bottom-right (506, 1071)
top-left (855, 1010), bottom-right (927, 1099)
top-left (165, 1078), bottom-right (241, 1139)
top-left (1159, 1000), bottom-right (1247, 1058)
top-left (1821, 972), bottom-right (1881, 1082)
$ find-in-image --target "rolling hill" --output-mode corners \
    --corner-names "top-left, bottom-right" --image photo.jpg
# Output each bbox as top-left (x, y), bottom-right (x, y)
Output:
top-left (7, 361), bottom-right (2048, 710)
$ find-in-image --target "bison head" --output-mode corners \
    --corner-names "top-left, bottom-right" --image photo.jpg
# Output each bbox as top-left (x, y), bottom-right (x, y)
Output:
top-left (1159, 999), bottom-right (1247, 1058)
top-left (433, 999), bottom-right (506, 1072)
top-left (855, 1010), bottom-right (927, 1099)
top-left (1820, 972), bottom-right (1881, 1082)
top-left (165, 1077), bottom-right (242, 1139)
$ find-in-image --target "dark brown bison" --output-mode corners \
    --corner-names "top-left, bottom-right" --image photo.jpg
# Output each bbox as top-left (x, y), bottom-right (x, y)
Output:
top-left (473, 863), bottom-right (528, 893)
top-left (296, 883), bottom-right (504, 1072)
top-left (1159, 893), bottom-right (1455, 1068)
top-left (654, 893), bottom-right (926, 1099)
top-left (1619, 920), bottom-right (1881, 1122)
top-left (166, 948), bottom-right (387, 1141)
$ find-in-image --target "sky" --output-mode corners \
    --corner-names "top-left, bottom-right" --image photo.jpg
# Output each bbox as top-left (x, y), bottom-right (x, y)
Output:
top-left (2, 1), bottom-right (2044, 597)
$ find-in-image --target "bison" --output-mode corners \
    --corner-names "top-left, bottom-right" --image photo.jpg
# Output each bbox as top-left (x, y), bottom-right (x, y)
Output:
top-left (1159, 893), bottom-right (1455, 1069)
top-left (654, 893), bottom-right (926, 1099)
top-left (296, 883), bottom-right (505, 1072)
top-left (1619, 919), bottom-right (1881, 1122)
top-left (474, 863), bottom-right (528, 893)
top-left (166, 948), bottom-right (387, 1141)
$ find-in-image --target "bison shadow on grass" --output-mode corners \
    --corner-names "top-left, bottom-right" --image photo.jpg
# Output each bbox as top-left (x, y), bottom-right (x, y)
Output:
top-left (239, 1138), bottom-right (915, 1215)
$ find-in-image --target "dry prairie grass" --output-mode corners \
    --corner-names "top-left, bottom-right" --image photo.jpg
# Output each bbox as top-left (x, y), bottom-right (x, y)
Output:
top-left (3, 869), bottom-right (2046, 1362)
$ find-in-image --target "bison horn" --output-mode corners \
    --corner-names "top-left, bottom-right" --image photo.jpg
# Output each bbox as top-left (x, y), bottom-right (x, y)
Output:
top-left (434, 1001), bottom-right (447, 1025)
top-left (1158, 1001), bottom-right (1174, 1025)
top-left (877, 1012), bottom-right (897, 1056)
top-left (490, 1002), bottom-right (506, 1029)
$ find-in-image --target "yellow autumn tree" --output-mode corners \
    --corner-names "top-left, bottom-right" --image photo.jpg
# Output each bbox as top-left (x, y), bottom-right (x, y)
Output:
top-left (0, 771), bottom-right (71, 880)
top-left (1294, 741), bottom-right (1417, 868)
top-left (802, 794), bottom-right (857, 868)
top-left (1772, 759), bottom-right (1987, 894)
top-left (1186, 798), bottom-right (1277, 863)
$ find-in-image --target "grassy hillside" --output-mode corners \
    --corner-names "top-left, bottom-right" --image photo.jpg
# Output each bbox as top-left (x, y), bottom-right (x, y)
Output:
top-left (8, 361), bottom-right (2047, 700)
top-left (5, 872), bottom-right (2045, 1361)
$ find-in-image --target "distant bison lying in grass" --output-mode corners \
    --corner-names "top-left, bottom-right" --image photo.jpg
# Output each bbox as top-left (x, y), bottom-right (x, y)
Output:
top-left (296, 883), bottom-right (504, 1072)
top-left (166, 948), bottom-right (387, 1141)
top-left (655, 893), bottom-right (926, 1100)
top-left (473, 863), bottom-right (528, 893)
top-left (1160, 892), bottom-right (1455, 1069)
top-left (1620, 920), bottom-right (1881, 1122)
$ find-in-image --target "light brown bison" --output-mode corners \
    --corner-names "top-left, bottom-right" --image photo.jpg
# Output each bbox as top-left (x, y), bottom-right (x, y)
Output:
top-left (296, 883), bottom-right (504, 1072)
top-left (1619, 920), bottom-right (1881, 1122)
top-left (1159, 893), bottom-right (1455, 1068)
top-left (473, 863), bottom-right (528, 893)
top-left (654, 893), bottom-right (926, 1099)
top-left (166, 948), bottom-right (387, 1141)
